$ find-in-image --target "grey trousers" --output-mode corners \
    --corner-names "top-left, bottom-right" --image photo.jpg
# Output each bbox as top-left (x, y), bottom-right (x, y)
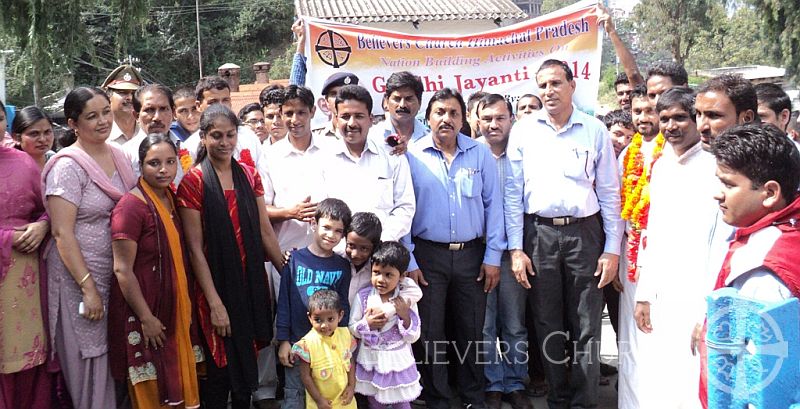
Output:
top-left (524, 214), bottom-right (604, 409)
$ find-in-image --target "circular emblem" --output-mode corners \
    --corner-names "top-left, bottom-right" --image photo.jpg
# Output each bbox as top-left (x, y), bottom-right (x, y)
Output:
top-left (706, 302), bottom-right (788, 400)
top-left (344, 76), bottom-right (351, 85)
top-left (123, 72), bottom-right (132, 81)
top-left (315, 30), bottom-right (352, 68)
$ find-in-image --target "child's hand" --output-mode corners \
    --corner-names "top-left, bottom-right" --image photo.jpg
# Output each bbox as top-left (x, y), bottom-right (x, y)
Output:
top-left (278, 341), bottom-right (295, 367)
top-left (315, 397), bottom-right (333, 409)
top-left (392, 297), bottom-right (411, 323)
top-left (341, 384), bottom-right (355, 405)
top-left (365, 308), bottom-right (387, 330)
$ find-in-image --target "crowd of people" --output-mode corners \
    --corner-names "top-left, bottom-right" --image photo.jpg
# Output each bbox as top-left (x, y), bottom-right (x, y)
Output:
top-left (2, 7), bottom-right (800, 409)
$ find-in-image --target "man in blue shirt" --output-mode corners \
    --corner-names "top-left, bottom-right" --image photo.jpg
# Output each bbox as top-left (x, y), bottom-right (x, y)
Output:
top-left (505, 60), bottom-right (624, 408)
top-left (368, 71), bottom-right (430, 155)
top-left (406, 88), bottom-right (505, 409)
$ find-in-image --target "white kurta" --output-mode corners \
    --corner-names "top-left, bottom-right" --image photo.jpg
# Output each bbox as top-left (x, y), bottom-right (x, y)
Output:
top-left (633, 142), bottom-right (721, 409)
top-left (617, 136), bottom-right (657, 409)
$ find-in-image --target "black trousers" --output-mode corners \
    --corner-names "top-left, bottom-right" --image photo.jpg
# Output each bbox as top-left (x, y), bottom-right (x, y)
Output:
top-left (199, 343), bottom-right (252, 409)
top-left (524, 215), bottom-right (604, 409)
top-left (412, 239), bottom-right (487, 409)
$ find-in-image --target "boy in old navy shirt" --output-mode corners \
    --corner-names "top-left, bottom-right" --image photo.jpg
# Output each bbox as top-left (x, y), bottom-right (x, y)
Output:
top-left (277, 198), bottom-right (353, 409)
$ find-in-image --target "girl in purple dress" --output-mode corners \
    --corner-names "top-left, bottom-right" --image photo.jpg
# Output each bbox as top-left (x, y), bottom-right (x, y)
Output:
top-left (348, 242), bottom-right (422, 409)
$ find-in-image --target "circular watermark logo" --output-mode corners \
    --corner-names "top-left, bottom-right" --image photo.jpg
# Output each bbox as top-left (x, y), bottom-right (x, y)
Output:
top-left (706, 303), bottom-right (789, 400)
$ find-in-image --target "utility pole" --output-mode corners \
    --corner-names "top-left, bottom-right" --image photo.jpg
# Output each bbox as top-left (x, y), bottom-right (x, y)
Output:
top-left (0, 50), bottom-right (13, 103)
top-left (196, 0), bottom-right (204, 79)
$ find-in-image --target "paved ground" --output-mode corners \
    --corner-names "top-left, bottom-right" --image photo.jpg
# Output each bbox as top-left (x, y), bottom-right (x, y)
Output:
top-left (526, 314), bottom-right (619, 409)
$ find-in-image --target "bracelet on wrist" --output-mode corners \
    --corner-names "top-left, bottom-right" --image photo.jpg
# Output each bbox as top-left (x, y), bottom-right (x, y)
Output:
top-left (78, 272), bottom-right (91, 287)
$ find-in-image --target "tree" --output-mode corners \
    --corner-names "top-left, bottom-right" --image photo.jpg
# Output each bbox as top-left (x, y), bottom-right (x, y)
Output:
top-left (686, 5), bottom-right (777, 70)
top-left (0, 0), bottom-right (148, 106)
top-left (1, 0), bottom-right (295, 107)
top-left (540, 0), bottom-right (580, 15)
top-left (631, 0), bottom-right (716, 66)
top-left (749, 0), bottom-right (800, 83)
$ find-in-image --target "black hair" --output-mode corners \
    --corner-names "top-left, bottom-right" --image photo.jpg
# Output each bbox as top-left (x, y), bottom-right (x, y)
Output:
top-left (698, 74), bottom-right (758, 117)
top-left (537, 59), bottom-right (573, 82)
top-left (712, 124), bottom-right (800, 202)
top-left (259, 84), bottom-right (285, 108)
top-left (133, 84), bottom-right (175, 114)
top-left (282, 85), bottom-right (315, 111)
top-left (477, 93), bottom-right (513, 117)
top-left (238, 103), bottom-right (263, 122)
top-left (195, 76), bottom-right (230, 103)
top-left (307, 289), bottom-right (343, 313)
top-left (174, 86), bottom-right (196, 101)
top-left (603, 109), bottom-right (634, 130)
top-left (467, 92), bottom-right (489, 114)
top-left (0, 99), bottom-right (5, 116)
top-left (755, 83), bottom-right (792, 118)
top-left (516, 94), bottom-right (541, 110)
top-left (195, 104), bottom-right (239, 164)
top-left (12, 106), bottom-right (51, 138)
top-left (335, 85), bottom-right (373, 113)
top-left (63, 86), bottom-right (109, 147)
top-left (656, 87), bottom-right (696, 121)
top-left (137, 132), bottom-right (178, 166)
top-left (348, 212), bottom-right (382, 250)
top-left (646, 61), bottom-right (688, 86)
top-left (614, 72), bottom-right (630, 88)
top-left (630, 84), bottom-right (648, 102)
top-left (384, 71), bottom-right (424, 103)
top-left (425, 88), bottom-right (467, 122)
top-left (371, 241), bottom-right (410, 273)
top-left (315, 198), bottom-right (352, 231)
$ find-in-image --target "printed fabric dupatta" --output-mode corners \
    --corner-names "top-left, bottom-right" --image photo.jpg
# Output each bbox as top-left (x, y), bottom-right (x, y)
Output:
top-left (41, 145), bottom-right (137, 203)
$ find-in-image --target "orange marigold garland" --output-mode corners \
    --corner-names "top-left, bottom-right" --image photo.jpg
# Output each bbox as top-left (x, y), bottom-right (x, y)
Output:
top-left (178, 148), bottom-right (193, 172)
top-left (620, 132), bottom-right (665, 282)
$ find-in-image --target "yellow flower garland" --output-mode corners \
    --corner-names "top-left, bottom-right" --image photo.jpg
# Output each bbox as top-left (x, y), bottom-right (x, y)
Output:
top-left (620, 133), bottom-right (665, 223)
top-left (620, 132), bottom-right (665, 281)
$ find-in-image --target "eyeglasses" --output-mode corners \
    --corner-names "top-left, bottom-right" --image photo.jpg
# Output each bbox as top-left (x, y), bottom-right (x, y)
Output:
top-left (245, 119), bottom-right (265, 127)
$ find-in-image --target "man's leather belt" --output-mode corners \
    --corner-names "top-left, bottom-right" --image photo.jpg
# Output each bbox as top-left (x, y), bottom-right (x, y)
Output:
top-left (415, 237), bottom-right (483, 251)
top-left (529, 214), bottom-right (593, 226)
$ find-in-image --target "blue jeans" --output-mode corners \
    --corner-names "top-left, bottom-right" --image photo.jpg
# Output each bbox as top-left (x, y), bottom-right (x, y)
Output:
top-left (281, 364), bottom-right (306, 409)
top-left (483, 252), bottom-right (529, 393)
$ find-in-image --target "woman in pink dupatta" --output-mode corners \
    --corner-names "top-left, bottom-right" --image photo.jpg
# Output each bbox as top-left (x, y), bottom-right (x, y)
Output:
top-left (0, 99), bottom-right (54, 409)
top-left (43, 87), bottom-right (137, 409)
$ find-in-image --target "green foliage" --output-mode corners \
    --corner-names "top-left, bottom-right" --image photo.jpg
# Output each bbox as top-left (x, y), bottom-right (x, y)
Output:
top-left (540, 0), bottom-right (581, 15)
top-left (598, 63), bottom-right (618, 107)
top-left (686, 5), bottom-right (777, 69)
top-left (270, 41), bottom-right (297, 80)
top-left (1, 0), bottom-right (295, 107)
top-left (632, 0), bottom-right (716, 65)
top-left (749, 0), bottom-right (800, 84)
